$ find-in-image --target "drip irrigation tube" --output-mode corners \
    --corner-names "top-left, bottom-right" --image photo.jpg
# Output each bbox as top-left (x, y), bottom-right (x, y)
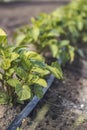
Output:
top-left (7, 59), bottom-right (62, 130)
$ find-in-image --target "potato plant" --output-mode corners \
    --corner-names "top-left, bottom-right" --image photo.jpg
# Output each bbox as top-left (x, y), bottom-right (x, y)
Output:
top-left (0, 29), bottom-right (63, 104)
top-left (14, 0), bottom-right (87, 64)
top-left (52, 0), bottom-right (87, 43)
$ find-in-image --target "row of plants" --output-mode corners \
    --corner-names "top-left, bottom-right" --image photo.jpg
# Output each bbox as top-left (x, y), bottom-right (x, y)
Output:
top-left (14, 0), bottom-right (87, 64)
top-left (0, 0), bottom-right (87, 105)
top-left (0, 29), bottom-right (63, 105)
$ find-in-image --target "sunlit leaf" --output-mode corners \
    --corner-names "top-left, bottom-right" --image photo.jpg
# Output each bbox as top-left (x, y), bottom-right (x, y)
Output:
top-left (68, 45), bottom-right (75, 62)
top-left (24, 51), bottom-right (44, 62)
top-left (32, 27), bottom-right (39, 41)
top-left (0, 91), bottom-right (10, 104)
top-left (7, 79), bottom-right (20, 87)
top-left (11, 52), bottom-right (19, 61)
top-left (15, 84), bottom-right (31, 101)
top-left (35, 78), bottom-right (47, 87)
top-left (15, 33), bottom-right (25, 45)
top-left (0, 28), bottom-right (7, 45)
top-left (59, 40), bottom-right (69, 47)
top-left (2, 59), bottom-right (11, 70)
top-left (31, 67), bottom-right (49, 76)
top-left (47, 62), bottom-right (63, 79)
top-left (15, 67), bottom-right (27, 80)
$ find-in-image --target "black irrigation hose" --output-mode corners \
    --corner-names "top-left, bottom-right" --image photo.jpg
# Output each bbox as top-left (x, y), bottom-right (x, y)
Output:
top-left (7, 59), bottom-right (62, 130)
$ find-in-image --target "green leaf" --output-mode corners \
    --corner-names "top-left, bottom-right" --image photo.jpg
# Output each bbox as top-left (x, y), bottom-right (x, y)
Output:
top-left (11, 52), bottom-right (19, 61)
top-left (52, 61), bottom-right (63, 77)
top-left (30, 60), bottom-right (46, 69)
top-left (15, 84), bottom-right (31, 101)
top-left (13, 46), bottom-right (27, 53)
top-left (28, 74), bottom-right (39, 84)
top-left (31, 67), bottom-right (49, 76)
top-left (0, 29), bottom-right (6, 36)
top-left (77, 49), bottom-right (84, 57)
top-left (83, 35), bottom-right (87, 42)
top-left (24, 51), bottom-right (44, 62)
top-left (2, 59), bottom-right (11, 70)
top-left (50, 42), bottom-right (59, 58)
top-left (77, 21), bottom-right (83, 31)
top-left (20, 53), bottom-right (32, 70)
top-left (35, 78), bottom-right (47, 87)
top-left (59, 40), bottom-right (69, 47)
top-left (6, 68), bottom-right (15, 77)
top-left (28, 75), bottom-right (47, 87)
top-left (34, 85), bottom-right (43, 98)
top-left (47, 62), bottom-right (63, 79)
top-left (15, 33), bottom-right (25, 45)
top-left (32, 27), bottom-right (39, 41)
top-left (7, 79), bottom-right (20, 87)
top-left (48, 29), bottom-right (59, 37)
top-left (0, 91), bottom-right (9, 104)
top-left (60, 51), bottom-right (69, 64)
top-left (68, 45), bottom-right (75, 62)
top-left (15, 67), bottom-right (27, 80)
top-left (0, 28), bottom-right (7, 45)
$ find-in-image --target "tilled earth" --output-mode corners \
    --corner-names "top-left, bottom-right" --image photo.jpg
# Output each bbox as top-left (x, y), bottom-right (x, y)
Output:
top-left (0, 1), bottom-right (87, 130)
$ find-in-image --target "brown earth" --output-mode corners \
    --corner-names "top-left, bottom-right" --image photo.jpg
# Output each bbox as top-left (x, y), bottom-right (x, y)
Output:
top-left (0, 1), bottom-right (69, 39)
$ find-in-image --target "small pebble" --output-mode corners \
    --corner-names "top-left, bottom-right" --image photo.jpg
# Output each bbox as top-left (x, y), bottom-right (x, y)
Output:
top-left (81, 104), bottom-right (84, 109)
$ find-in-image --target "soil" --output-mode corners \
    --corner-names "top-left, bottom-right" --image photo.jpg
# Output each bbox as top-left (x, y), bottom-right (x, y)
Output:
top-left (0, 1), bottom-right (87, 130)
top-left (0, 1), bottom-right (69, 39)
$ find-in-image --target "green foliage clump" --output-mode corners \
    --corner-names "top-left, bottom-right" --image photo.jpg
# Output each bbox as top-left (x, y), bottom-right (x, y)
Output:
top-left (15, 0), bottom-right (87, 64)
top-left (0, 29), bottom-right (63, 104)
